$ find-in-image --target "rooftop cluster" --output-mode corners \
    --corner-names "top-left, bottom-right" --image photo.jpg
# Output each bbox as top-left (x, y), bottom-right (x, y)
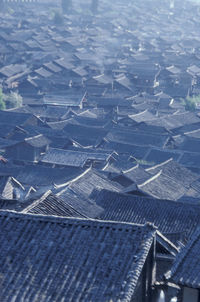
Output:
top-left (0, 0), bottom-right (200, 301)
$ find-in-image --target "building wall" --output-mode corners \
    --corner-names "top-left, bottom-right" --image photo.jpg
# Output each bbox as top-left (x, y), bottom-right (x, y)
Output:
top-left (183, 287), bottom-right (199, 302)
top-left (2, 180), bottom-right (13, 200)
top-left (132, 242), bottom-right (156, 302)
top-left (132, 273), bottom-right (144, 302)
top-left (6, 143), bottom-right (36, 162)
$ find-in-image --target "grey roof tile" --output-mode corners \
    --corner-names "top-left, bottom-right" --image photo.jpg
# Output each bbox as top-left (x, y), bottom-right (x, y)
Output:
top-left (64, 168), bottom-right (123, 199)
top-left (0, 211), bottom-right (156, 302)
top-left (146, 159), bottom-right (199, 188)
top-left (106, 127), bottom-right (169, 148)
top-left (15, 165), bottom-right (84, 187)
top-left (91, 189), bottom-right (200, 245)
top-left (25, 134), bottom-right (50, 148)
top-left (40, 148), bottom-right (111, 168)
top-left (166, 227), bottom-right (200, 289)
top-left (22, 191), bottom-right (88, 218)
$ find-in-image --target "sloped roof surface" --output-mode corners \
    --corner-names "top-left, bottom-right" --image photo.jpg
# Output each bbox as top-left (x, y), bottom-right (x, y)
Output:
top-left (147, 112), bottom-right (200, 131)
top-left (106, 127), bottom-right (169, 148)
top-left (41, 148), bottom-right (88, 167)
top-left (41, 148), bottom-right (111, 167)
top-left (15, 165), bottom-right (83, 187)
top-left (0, 211), bottom-right (156, 302)
top-left (145, 148), bottom-right (181, 165)
top-left (103, 140), bottom-right (150, 159)
top-left (123, 165), bottom-right (152, 185)
top-left (67, 169), bottom-right (123, 199)
top-left (166, 227), bottom-right (200, 288)
top-left (22, 192), bottom-right (88, 218)
top-left (56, 189), bottom-right (104, 218)
top-left (0, 64), bottom-right (26, 77)
top-left (35, 67), bottom-right (53, 78)
top-left (146, 159), bottom-right (199, 188)
top-left (25, 134), bottom-right (50, 148)
top-left (138, 171), bottom-right (187, 200)
top-left (0, 110), bottom-right (35, 126)
top-left (92, 189), bottom-right (200, 243)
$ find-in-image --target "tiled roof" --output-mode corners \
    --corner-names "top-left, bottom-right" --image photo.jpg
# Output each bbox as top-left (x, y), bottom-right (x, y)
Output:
top-left (0, 111), bottom-right (36, 126)
top-left (25, 134), bottom-right (50, 148)
top-left (69, 114), bottom-right (110, 128)
top-left (102, 140), bottom-right (150, 159)
top-left (40, 148), bottom-right (88, 167)
top-left (0, 64), bottom-right (26, 77)
top-left (43, 62), bottom-right (62, 73)
top-left (145, 148), bottom-right (181, 165)
top-left (0, 123), bottom-right (16, 138)
top-left (0, 211), bottom-right (156, 302)
top-left (15, 165), bottom-right (83, 187)
top-left (138, 170), bottom-right (188, 200)
top-left (22, 191), bottom-right (88, 218)
top-left (187, 65), bottom-right (200, 76)
top-left (65, 168), bottom-right (123, 199)
top-left (106, 127), bottom-right (169, 148)
top-left (166, 227), bottom-right (200, 289)
top-left (55, 189), bottom-right (104, 218)
top-left (146, 158), bottom-right (199, 188)
top-left (64, 123), bottom-right (108, 147)
top-left (129, 110), bottom-right (156, 123)
top-left (173, 135), bottom-right (200, 153)
top-left (40, 148), bottom-right (111, 167)
top-left (147, 112), bottom-right (200, 131)
top-left (35, 67), bottom-right (53, 78)
top-left (123, 165), bottom-right (153, 185)
top-left (92, 189), bottom-right (200, 244)
top-left (0, 138), bottom-right (18, 148)
top-left (22, 124), bottom-right (67, 138)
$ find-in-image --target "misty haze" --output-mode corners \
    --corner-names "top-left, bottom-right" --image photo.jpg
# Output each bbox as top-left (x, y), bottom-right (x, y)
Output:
top-left (0, 0), bottom-right (200, 301)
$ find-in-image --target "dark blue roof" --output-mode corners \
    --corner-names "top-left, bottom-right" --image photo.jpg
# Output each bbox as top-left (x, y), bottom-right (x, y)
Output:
top-left (138, 170), bottom-right (188, 201)
top-left (106, 127), bottom-right (169, 148)
top-left (166, 227), bottom-right (200, 289)
top-left (147, 112), bottom-right (200, 131)
top-left (15, 165), bottom-right (84, 187)
top-left (22, 192), bottom-right (88, 218)
top-left (65, 168), bottom-right (123, 199)
top-left (102, 140), bottom-right (150, 159)
top-left (179, 152), bottom-right (200, 169)
top-left (0, 211), bottom-right (156, 302)
top-left (145, 148), bottom-right (181, 165)
top-left (40, 148), bottom-right (89, 167)
top-left (63, 123), bottom-right (108, 147)
top-left (40, 148), bottom-right (111, 167)
top-left (55, 189), bottom-right (104, 218)
top-left (123, 165), bottom-right (153, 185)
top-left (0, 138), bottom-right (18, 148)
top-left (174, 136), bottom-right (200, 153)
top-left (91, 189), bottom-right (200, 245)
top-left (0, 110), bottom-right (38, 126)
top-left (146, 159), bottom-right (199, 188)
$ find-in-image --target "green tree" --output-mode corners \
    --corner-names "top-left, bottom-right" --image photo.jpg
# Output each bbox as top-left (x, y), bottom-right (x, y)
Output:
top-left (183, 95), bottom-right (200, 111)
top-left (4, 92), bottom-right (23, 109)
top-left (0, 89), bottom-right (6, 110)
